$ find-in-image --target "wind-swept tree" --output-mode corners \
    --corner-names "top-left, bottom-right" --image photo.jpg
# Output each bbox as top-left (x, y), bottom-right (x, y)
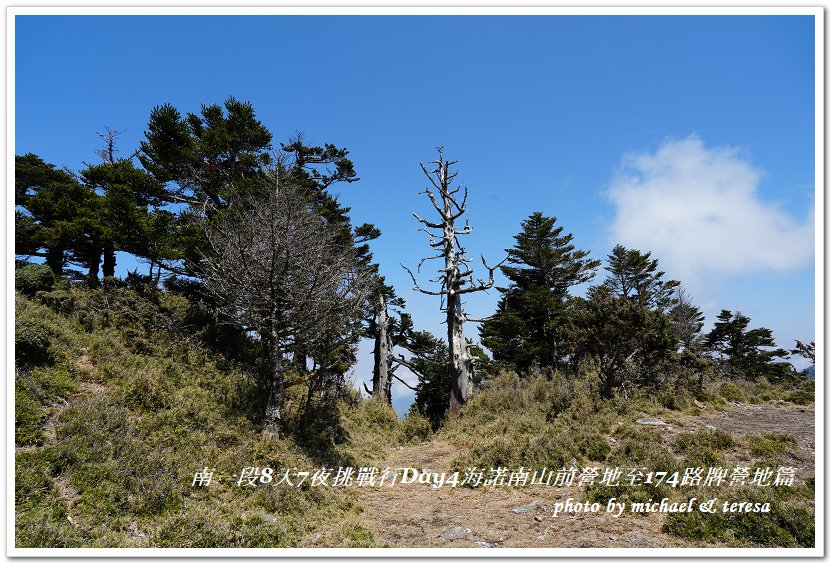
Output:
top-left (15, 154), bottom-right (96, 277)
top-left (403, 148), bottom-right (503, 417)
top-left (139, 97), bottom-right (273, 211)
top-left (572, 285), bottom-right (676, 396)
top-left (572, 246), bottom-right (680, 396)
top-left (705, 310), bottom-right (792, 381)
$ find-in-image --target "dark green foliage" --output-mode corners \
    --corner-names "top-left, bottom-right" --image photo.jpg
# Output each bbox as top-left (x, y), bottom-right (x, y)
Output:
top-left (80, 157), bottom-right (173, 281)
top-left (15, 154), bottom-right (96, 276)
top-left (603, 244), bottom-right (680, 310)
top-left (408, 331), bottom-right (455, 429)
top-left (705, 310), bottom-right (793, 381)
top-left (480, 212), bottom-right (599, 372)
top-left (786, 388), bottom-right (814, 405)
top-left (15, 316), bottom-right (53, 365)
top-left (571, 285), bottom-right (677, 396)
top-left (139, 97), bottom-right (273, 209)
top-left (398, 409), bottom-right (433, 445)
top-left (16, 263), bottom-right (55, 296)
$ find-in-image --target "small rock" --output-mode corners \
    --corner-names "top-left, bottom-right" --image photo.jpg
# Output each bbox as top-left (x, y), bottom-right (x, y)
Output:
top-left (262, 513), bottom-right (278, 523)
top-left (534, 515), bottom-right (544, 522)
top-left (537, 527), bottom-right (550, 540)
top-left (440, 526), bottom-right (471, 541)
top-left (511, 500), bottom-right (539, 514)
top-left (636, 417), bottom-right (667, 426)
top-left (474, 541), bottom-right (492, 548)
top-left (704, 424), bottom-right (717, 430)
top-left (310, 532), bottom-right (322, 544)
top-left (694, 400), bottom-right (705, 409)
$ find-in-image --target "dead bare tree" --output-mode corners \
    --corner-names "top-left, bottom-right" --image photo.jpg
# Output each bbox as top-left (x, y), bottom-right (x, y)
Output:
top-left (403, 148), bottom-right (503, 417)
top-left (201, 173), bottom-right (372, 437)
top-left (369, 292), bottom-right (394, 403)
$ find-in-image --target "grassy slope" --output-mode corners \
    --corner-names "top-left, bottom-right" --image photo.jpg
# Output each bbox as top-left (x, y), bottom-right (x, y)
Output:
top-left (14, 285), bottom-right (814, 548)
top-left (14, 286), bottom-right (398, 548)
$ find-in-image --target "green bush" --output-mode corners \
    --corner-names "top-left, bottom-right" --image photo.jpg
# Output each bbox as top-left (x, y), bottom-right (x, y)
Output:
top-left (16, 264), bottom-right (55, 297)
top-left (786, 389), bottom-right (814, 405)
top-left (37, 289), bottom-right (75, 314)
top-left (664, 488), bottom-right (814, 547)
top-left (673, 429), bottom-right (735, 466)
top-left (575, 431), bottom-right (611, 462)
top-left (745, 432), bottom-right (797, 461)
top-left (15, 316), bottom-right (52, 365)
top-left (398, 409), bottom-right (432, 445)
top-left (717, 381), bottom-right (745, 403)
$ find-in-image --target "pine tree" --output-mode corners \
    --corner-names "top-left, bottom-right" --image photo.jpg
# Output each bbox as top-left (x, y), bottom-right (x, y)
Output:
top-left (15, 154), bottom-right (96, 277)
top-left (480, 212), bottom-right (599, 371)
top-left (705, 310), bottom-right (792, 381)
top-left (604, 245), bottom-right (679, 310)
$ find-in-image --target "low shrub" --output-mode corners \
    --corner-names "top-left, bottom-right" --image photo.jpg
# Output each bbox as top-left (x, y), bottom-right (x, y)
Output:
top-left (664, 487), bottom-right (814, 547)
top-left (16, 264), bottom-right (54, 297)
top-left (744, 432), bottom-right (797, 462)
top-left (673, 429), bottom-right (736, 466)
top-left (16, 316), bottom-right (52, 366)
top-left (717, 381), bottom-right (745, 403)
top-left (398, 409), bottom-right (432, 445)
top-left (786, 389), bottom-right (814, 406)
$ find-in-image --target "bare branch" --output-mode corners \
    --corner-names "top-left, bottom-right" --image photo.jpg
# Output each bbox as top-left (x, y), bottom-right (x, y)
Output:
top-left (413, 212), bottom-right (443, 230)
top-left (464, 314), bottom-right (495, 323)
top-left (392, 373), bottom-right (419, 391)
top-left (417, 253), bottom-right (445, 272)
top-left (402, 264), bottom-right (446, 296)
top-left (456, 254), bottom-right (506, 295)
top-left (391, 355), bottom-right (424, 381)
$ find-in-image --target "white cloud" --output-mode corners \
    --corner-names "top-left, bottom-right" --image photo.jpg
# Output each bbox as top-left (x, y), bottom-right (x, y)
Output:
top-left (607, 135), bottom-right (813, 289)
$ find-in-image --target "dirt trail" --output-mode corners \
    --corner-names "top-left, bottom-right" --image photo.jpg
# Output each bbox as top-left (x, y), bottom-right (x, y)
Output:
top-left (354, 403), bottom-right (815, 548)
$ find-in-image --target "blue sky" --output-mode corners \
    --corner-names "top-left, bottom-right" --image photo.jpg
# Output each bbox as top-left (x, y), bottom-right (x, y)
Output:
top-left (15, 14), bottom-right (817, 414)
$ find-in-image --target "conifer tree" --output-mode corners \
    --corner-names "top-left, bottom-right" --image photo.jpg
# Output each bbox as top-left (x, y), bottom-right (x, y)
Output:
top-left (705, 310), bottom-right (791, 381)
top-left (15, 154), bottom-right (96, 277)
top-left (604, 244), bottom-right (679, 310)
top-left (480, 212), bottom-right (599, 371)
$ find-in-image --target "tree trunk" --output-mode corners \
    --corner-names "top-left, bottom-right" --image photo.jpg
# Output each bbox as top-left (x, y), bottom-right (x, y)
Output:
top-left (440, 157), bottom-right (472, 418)
top-left (45, 245), bottom-right (64, 276)
top-left (102, 240), bottom-right (116, 278)
top-left (263, 325), bottom-right (284, 438)
top-left (86, 246), bottom-right (101, 288)
top-left (371, 294), bottom-right (393, 404)
top-left (447, 291), bottom-right (472, 417)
